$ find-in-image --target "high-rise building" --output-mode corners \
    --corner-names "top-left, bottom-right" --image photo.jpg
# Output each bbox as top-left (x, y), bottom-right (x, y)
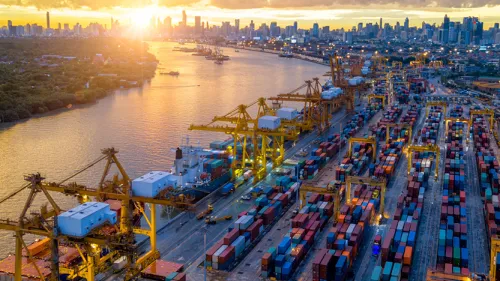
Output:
top-left (64, 23), bottom-right (69, 31)
top-left (293, 21), bottom-right (298, 33)
top-left (270, 22), bottom-right (278, 37)
top-left (235, 19), bottom-right (240, 34)
top-left (357, 23), bottom-right (363, 32)
top-left (182, 10), bottom-right (187, 27)
top-left (322, 26), bottom-right (330, 37)
top-left (58, 23), bottom-right (61, 30)
top-left (221, 21), bottom-right (230, 36)
top-left (404, 17), bottom-right (409, 31)
top-left (442, 14), bottom-right (450, 44)
top-left (380, 18), bottom-right (383, 28)
top-left (195, 16), bottom-right (201, 34)
top-left (46, 11), bottom-right (50, 29)
top-left (473, 18), bottom-right (483, 45)
top-left (312, 23), bottom-right (319, 38)
top-left (8, 20), bottom-right (12, 27)
top-left (343, 31), bottom-right (353, 44)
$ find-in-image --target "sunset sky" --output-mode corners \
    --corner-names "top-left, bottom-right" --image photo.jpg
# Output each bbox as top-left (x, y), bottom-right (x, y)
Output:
top-left (1, 0), bottom-right (500, 29)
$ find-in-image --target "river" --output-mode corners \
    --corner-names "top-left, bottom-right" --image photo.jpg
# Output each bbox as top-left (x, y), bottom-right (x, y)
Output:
top-left (0, 41), bottom-right (327, 257)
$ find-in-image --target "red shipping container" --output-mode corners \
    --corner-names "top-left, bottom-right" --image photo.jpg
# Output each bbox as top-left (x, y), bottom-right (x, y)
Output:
top-left (223, 228), bottom-right (239, 245)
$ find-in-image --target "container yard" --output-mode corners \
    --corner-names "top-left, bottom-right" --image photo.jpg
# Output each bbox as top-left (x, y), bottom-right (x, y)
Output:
top-left (1, 54), bottom-right (499, 281)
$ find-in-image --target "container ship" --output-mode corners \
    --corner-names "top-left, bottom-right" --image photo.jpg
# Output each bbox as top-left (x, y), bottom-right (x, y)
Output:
top-left (133, 139), bottom-right (234, 201)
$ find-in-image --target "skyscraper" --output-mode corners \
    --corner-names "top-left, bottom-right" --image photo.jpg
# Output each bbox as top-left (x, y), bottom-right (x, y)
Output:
top-left (8, 20), bottom-right (12, 27)
top-left (235, 19), bottom-right (240, 34)
top-left (270, 22), bottom-right (278, 37)
top-left (195, 16), bottom-right (201, 34)
top-left (442, 14), bottom-right (450, 44)
top-left (380, 18), bottom-right (383, 29)
top-left (293, 21), bottom-right (298, 34)
top-left (312, 23), bottom-right (319, 38)
top-left (404, 17), bottom-right (409, 31)
top-left (46, 11), bottom-right (50, 29)
top-left (182, 10), bottom-right (187, 27)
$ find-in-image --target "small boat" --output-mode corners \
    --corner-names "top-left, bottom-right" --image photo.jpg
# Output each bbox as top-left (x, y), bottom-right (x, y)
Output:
top-left (215, 60), bottom-right (223, 65)
top-left (160, 71), bottom-right (180, 76)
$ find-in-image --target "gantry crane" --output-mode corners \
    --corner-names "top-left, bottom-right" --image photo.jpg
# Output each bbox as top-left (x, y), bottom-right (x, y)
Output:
top-left (490, 235), bottom-right (500, 280)
top-left (347, 136), bottom-right (377, 163)
top-left (269, 79), bottom-right (335, 133)
top-left (470, 108), bottom-right (494, 131)
top-left (299, 181), bottom-right (343, 222)
top-left (410, 52), bottom-right (428, 68)
top-left (428, 60), bottom-right (443, 69)
top-left (426, 101), bottom-right (448, 117)
top-left (444, 117), bottom-right (471, 142)
top-left (386, 124), bottom-right (413, 144)
top-left (392, 61), bottom-right (403, 69)
top-left (368, 94), bottom-right (386, 107)
top-left (345, 176), bottom-right (387, 218)
top-left (0, 148), bottom-right (194, 281)
top-left (189, 102), bottom-right (297, 183)
top-left (407, 145), bottom-right (440, 179)
top-left (328, 53), bottom-right (366, 113)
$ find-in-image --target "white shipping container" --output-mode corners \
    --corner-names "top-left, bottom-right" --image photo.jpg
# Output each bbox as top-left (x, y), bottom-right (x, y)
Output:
top-left (277, 108), bottom-right (299, 120)
top-left (397, 221), bottom-right (404, 230)
top-left (258, 116), bottom-right (281, 130)
top-left (346, 224), bottom-right (356, 239)
top-left (493, 196), bottom-right (499, 208)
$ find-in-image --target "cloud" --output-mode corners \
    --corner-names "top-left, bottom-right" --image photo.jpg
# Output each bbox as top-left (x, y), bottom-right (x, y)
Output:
top-left (209, 0), bottom-right (500, 8)
top-left (0, 0), bottom-right (498, 10)
top-left (0, 0), bottom-right (152, 9)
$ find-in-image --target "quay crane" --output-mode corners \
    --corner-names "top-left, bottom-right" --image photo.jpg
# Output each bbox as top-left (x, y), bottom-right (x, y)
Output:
top-left (189, 100), bottom-right (298, 183)
top-left (268, 78), bottom-right (336, 133)
top-left (327, 53), bottom-right (366, 113)
top-left (0, 148), bottom-right (193, 281)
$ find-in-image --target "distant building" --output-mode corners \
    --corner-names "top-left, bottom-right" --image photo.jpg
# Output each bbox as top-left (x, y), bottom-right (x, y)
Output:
top-left (312, 23), bottom-right (319, 38)
top-left (343, 31), bottom-right (353, 44)
top-left (195, 16), bottom-right (201, 34)
top-left (46, 11), bottom-right (50, 29)
top-left (182, 10), bottom-right (187, 27)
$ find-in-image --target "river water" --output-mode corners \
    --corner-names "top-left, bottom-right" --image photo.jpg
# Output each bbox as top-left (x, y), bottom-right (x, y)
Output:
top-left (0, 42), bottom-right (327, 257)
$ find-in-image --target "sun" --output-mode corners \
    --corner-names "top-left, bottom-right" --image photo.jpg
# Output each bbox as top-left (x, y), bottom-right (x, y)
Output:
top-left (130, 7), bottom-right (155, 29)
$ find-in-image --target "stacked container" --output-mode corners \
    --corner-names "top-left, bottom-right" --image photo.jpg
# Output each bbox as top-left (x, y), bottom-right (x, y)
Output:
top-left (471, 116), bottom-right (500, 246)
top-left (436, 118), bottom-right (469, 276)
top-left (206, 182), bottom-right (300, 271)
top-left (400, 104), bottom-right (420, 128)
top-left (261, 190), bottom-right (338, 280)
top-left (378, 105), bottom-right (403, 127)
top-left (335, 142), bottom-right (374, 181)
top-left (315, 183), bottom-right (380, 281)
top-left (420, 107), bottom-right (442, 145)
top-left (299, 134), bottom-right (343, 180)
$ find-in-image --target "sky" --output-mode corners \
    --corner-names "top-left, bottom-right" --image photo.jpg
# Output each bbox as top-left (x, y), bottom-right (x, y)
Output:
top-left (1, 0), bottom-right (500, 29)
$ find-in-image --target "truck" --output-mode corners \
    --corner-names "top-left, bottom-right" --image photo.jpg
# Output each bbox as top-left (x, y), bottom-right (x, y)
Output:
top-left (205, 215), bottom-right (232, 225)
top-left (112, 256), bottom-right (127, 273)
top-left (372, 234), bottom-right (382, 256)
top-left (243, 170), bottom-right (253, 181)
top-left (196, 204), bottom-right (214, 220)
top-left (221, 183), bottom-right (235, 196)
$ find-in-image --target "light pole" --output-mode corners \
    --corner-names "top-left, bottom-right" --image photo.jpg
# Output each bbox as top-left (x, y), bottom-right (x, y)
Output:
top-left (202, 226), bottom-right (208, 281)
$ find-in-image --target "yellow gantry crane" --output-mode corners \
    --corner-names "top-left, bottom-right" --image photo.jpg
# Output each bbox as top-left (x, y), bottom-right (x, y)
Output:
top-left (428, 60), bottom-right (443, 69)
top-left (392, 61), bottom-right (403, 69)
top-left (345, 176), bottom-right (387, 218)
top-left (299, 181), bottom-right (343, 222)
top-left (0, 148), bottom-right (194, 281)
top-left (386, 123), bottom-right (413, 144)
top-left (490, 235), bottom-right (500, 280)
top-left (426, 101), bottom-right (448, 117)
top-left (368, 94), bottom-right (386, 107)
top-left (407, 145), bottom-right (440, 179)
top-left (268, 79), bottom-right (334, 133)
top-left (327, 53), bottom-right (366, 113)
top-left (347, 136), bottom-right (377, 163)
top-left (470, 108), bottom-right (495, 131)
top-left (444, 117), bottom-right (471, 142)
top-left (189, 100), bottom-right (298, 183)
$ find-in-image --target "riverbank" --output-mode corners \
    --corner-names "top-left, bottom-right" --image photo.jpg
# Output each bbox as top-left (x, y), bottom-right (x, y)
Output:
top-left (0, 38), bottom-right (158, 123)
top-left (224, 45), bottom-right (329, 66)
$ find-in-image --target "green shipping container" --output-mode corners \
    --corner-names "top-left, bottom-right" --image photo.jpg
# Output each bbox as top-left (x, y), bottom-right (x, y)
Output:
top-left (453, 247), bottom-right (461, 266)
top-left (391, 262), bottom-right (402, 278)
top-left (383, 261), bottom-right (393, 278)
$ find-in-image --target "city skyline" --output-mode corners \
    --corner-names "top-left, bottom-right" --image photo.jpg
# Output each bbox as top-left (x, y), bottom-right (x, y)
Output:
top-left (1, 4), bottom-right (500, 30)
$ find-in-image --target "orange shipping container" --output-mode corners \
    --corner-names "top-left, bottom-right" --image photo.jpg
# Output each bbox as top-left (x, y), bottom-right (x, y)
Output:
top-left (403, 246), bottom-right (413, 265)
top-left (23, 238), bottom-right (51, 257)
